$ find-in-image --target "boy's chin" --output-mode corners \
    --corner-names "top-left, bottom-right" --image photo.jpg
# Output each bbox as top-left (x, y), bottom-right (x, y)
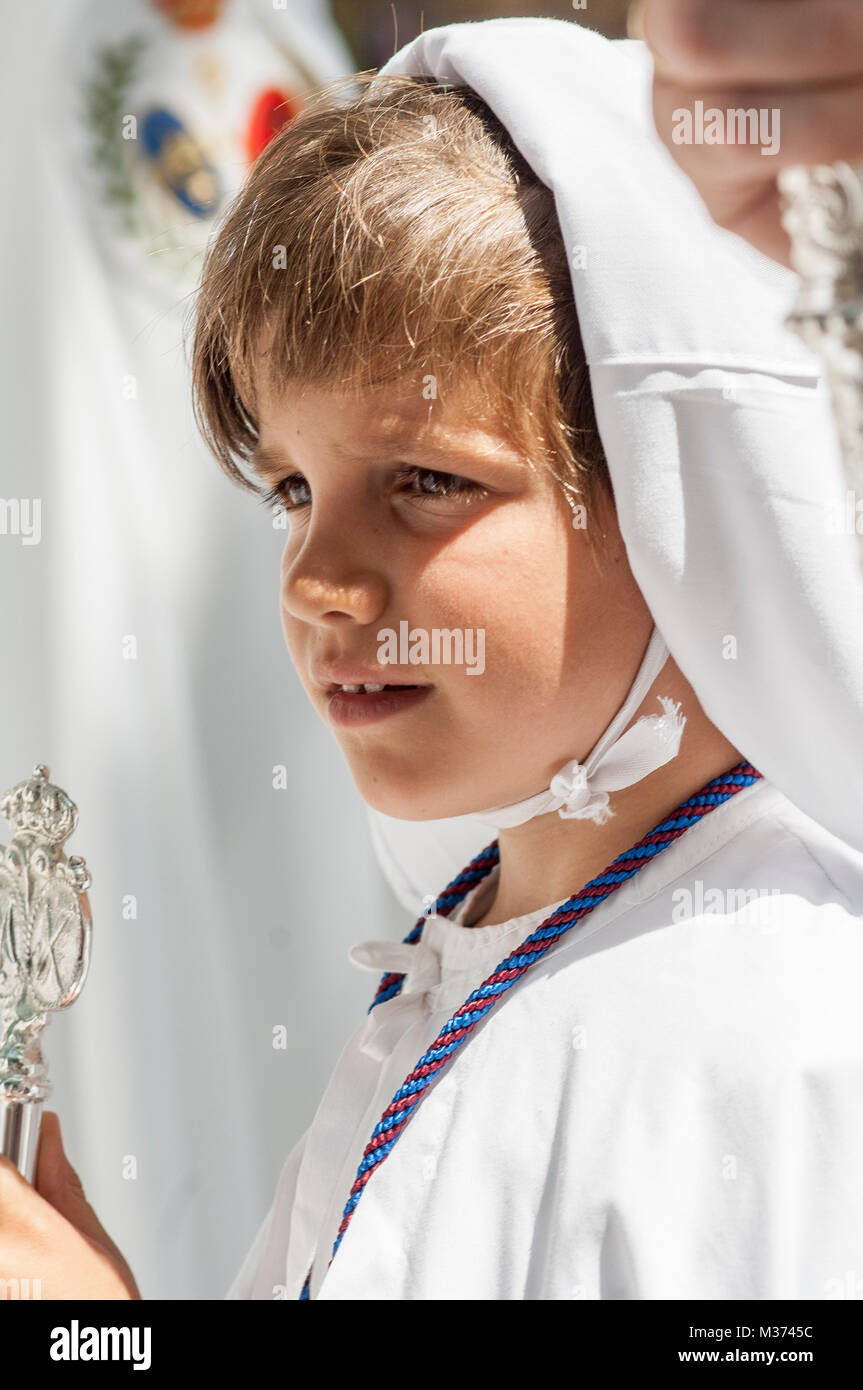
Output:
top-left (355, 781), bottom-right (486, 823)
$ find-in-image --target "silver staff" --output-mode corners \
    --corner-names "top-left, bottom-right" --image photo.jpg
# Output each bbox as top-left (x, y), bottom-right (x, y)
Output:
top-left (779, 161), bottom-right (863, 565)
top-left (0, 765), bottom-right (92, 1183)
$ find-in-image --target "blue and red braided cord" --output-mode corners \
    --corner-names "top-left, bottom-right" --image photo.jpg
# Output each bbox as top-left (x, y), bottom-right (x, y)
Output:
top-left (298, 760), bottom-right (761, 1298)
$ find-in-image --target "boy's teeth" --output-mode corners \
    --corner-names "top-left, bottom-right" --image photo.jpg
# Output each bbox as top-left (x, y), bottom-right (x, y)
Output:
top-left (340, 682), bottom-right (386, 693)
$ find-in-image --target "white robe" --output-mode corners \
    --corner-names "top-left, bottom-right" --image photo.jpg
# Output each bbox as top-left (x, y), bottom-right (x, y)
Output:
top-left (226, 778), bottom-right (863, 1299)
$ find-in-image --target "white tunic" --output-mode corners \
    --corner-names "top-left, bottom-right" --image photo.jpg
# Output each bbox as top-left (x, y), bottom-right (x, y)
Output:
top-left (226, 778), bottom-right (863, 1299)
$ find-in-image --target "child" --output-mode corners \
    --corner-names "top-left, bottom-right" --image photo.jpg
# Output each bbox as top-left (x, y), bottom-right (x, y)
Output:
top-left (191, 20), bottom-right (863, 1299)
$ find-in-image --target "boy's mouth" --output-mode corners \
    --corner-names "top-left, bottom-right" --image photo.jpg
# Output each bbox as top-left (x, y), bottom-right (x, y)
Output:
top-left (329, 681), bottom-right (421, 694)
top-left (323, 681), bottom-right (434, 727)
top-left (311, 662), bottom-right (433, 724)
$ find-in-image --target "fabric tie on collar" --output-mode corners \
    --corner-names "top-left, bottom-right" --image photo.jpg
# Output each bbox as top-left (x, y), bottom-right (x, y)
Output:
top-left (348, 938), bottom-right (440, 995)
top-left (473, 626), bottom-right (684, 828)
top-left (348, 938), bottom-right (441, 1061)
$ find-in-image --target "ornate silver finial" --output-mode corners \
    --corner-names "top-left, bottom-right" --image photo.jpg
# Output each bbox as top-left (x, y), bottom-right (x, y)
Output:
top-left (1, 764), bottom-right (81, 849)
top-left (0, 766), bottom-right (93, 1181)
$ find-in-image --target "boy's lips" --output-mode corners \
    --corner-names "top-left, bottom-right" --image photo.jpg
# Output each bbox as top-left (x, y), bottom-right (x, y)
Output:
top-left (310, 662), bottom-right (434, 727)
top-left (311, 661), bottom-right (434, 694)
top-left (325, 684), bottom-right (434, 726)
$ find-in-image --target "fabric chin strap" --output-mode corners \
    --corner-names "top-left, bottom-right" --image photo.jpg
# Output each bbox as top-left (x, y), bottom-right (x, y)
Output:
top-left (473, 626), bottom-right (685, 829)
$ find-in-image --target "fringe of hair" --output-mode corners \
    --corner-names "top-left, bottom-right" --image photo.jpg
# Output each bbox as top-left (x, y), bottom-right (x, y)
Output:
top-left (190, 71), bottom-right (611, 545)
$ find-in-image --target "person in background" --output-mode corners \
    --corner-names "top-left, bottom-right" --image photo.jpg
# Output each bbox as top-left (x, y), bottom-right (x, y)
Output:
top-left (643, 0), bottom-right (863, 265)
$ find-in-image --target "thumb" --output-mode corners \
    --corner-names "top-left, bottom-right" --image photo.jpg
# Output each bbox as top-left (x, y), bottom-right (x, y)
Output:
top-left (35, 1110), bottom-right (110, 1250)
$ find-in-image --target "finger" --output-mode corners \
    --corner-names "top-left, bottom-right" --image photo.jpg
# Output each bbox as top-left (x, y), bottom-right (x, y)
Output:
top-left (32, 1113), bottom-right (134, 1286)
top-left (34, 1110), bottom-right (71, 1204)
top-left (33, 1112), bottom-right (103, 1246)
top-left (644, 0), bottom-right (863, 86)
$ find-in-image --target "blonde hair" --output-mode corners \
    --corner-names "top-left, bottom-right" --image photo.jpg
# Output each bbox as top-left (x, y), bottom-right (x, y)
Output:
top-left (192, 71), bottom-right (611, 533)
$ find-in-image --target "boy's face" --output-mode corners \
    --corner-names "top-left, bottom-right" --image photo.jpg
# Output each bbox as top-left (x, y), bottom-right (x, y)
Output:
top-left (254, 375), bottom-right (654, 820)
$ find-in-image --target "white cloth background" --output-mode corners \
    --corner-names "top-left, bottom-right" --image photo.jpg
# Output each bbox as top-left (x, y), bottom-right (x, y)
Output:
top-left (0, 0), bottom-right (408, 1299)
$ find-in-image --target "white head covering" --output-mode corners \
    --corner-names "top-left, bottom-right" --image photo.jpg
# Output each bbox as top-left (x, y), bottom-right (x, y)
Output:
top-left (364, 18), bottom-right (863, 911)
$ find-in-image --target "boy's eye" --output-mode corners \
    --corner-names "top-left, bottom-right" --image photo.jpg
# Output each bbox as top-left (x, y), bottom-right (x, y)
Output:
top-left (265, 475), bottom-right (311, 510)
top-left (257, 466), bottom-right (487, 513)
top-left (395, 466), bottom-right (488, 504)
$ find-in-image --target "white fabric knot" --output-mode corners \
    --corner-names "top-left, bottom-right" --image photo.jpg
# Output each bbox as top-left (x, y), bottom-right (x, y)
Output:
top-left (548, 761), bottom-right (606, 821)
top-left (473, 629), bottom-right (686, 829)
top-left (348, 938), bottom-right (441, 1061)
top-left (348, 938), bottom-right (441, 997)
top-left (546, 695), bottom-right (686, 825)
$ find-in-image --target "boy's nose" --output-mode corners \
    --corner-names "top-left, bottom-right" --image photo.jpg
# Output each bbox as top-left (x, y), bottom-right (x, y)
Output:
top-left (281, 561), bottom-right (389, 628)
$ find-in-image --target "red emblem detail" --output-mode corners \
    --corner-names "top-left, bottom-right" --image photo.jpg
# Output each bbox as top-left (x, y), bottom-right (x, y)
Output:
top-left (246, 87), bottom-right (303, 163)
top-left (151, 0), bottom-right (225, 30)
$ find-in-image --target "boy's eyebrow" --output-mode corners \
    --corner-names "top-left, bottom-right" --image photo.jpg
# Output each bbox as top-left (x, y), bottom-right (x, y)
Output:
top-left (250, 435), bottom-right (520, 481)
top-left (249, 444), bottom-right (293, 481)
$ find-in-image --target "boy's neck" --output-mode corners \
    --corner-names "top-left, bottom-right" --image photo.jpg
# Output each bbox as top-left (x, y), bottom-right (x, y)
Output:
top-left (464, 667), bottom-right (745, 930)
